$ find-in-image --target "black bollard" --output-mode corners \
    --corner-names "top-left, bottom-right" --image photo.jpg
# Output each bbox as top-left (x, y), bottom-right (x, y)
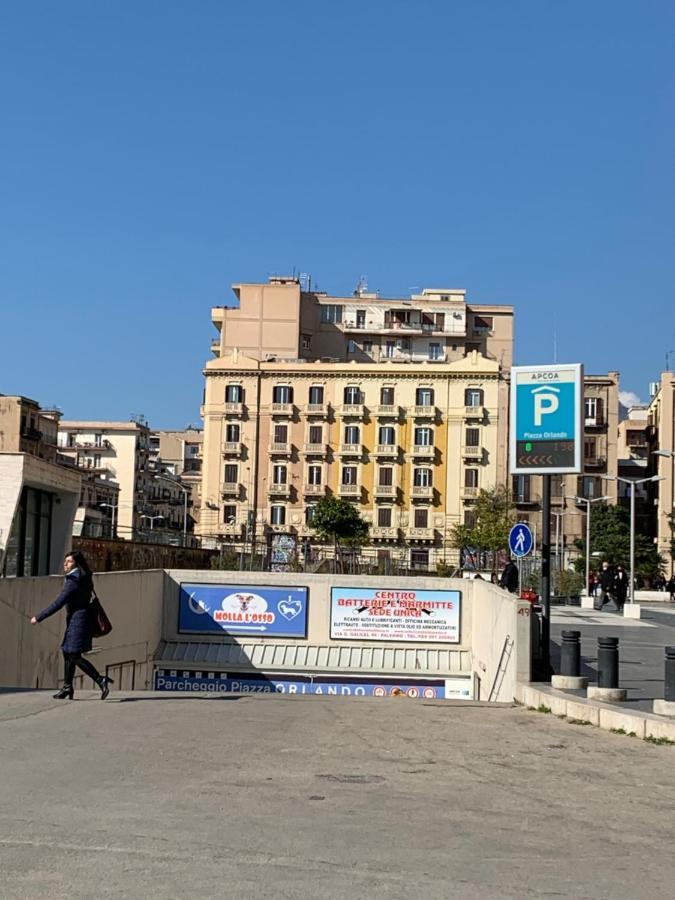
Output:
top-left (560, 630), bottom-right (581, 677)
top-left (665, 647), bottom-right (675, 702)
top-left (597, 637), bottom-right (619, 688)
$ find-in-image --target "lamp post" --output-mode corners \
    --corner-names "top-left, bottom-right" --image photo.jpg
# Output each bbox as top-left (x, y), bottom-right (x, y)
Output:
top-left (653, 449), bottom-right (675, 578)
top-left (140, 514), bottom-right (164, 531)
top-left (155, 473), bottom-right (190, 547)
top-left (572, 495), bottom-right (610, 601)
top-left (603, 474), bottom-right (664, 606)
top-left (99, 502), bottom-right (118, 539)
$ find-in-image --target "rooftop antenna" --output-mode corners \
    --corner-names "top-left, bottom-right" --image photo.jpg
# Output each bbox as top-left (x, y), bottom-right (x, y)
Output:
top-left (354, 275), bottom-right (368, 296)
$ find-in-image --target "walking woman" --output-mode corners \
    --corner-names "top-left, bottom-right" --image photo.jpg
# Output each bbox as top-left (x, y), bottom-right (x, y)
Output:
top-left (31, 550), bottom-right (113, 700)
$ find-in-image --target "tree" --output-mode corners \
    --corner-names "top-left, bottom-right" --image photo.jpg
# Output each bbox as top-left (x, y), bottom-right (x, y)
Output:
top-left (449, 486), bottom-right (515, 572)
top-left (310, 496), bottom-right (369, 572)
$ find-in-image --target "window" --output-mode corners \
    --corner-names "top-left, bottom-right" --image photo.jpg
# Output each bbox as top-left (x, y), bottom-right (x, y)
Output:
top-left (344, 385), bottom-right (361, 404)
top-left (378, 426), bottom-right (396, 445)
top-left (308, 425), bottom-right (323, 444)
top-left (465, 427), bottom-right (480, 447)
top-left (225, 384), bottom-right (243, 403)
top-left (380, 387), bottom-right (395, 405)
top-left (344, 425), bottom-right (360, 444)
top-left (414, 427), bottom-right (433, 446)
top-left (428, 343), bottom-right (442, 360)
top-left (93, 454), bottom-right (101, 468)
top-left (385, 341), bottom-right (395, 358)
top-left (465, 388), bottom-right (483, 407)
top-left (309, 385), bottom-right (324, 404)
top-left (273, 385), bottom-right (293, 404)
top-left (342, 466), bottom-right (358, 485)
top-left (465, 468), bottom-right (478, 487)
top-left (512, 475), bottom-right (531, 503)
top-left (363, 340), bottom-right (373, 354)
top-left (272, 464), bottom-right (287, 485)
top-left (414, 508), bottom-right (428, 528)
top-left (378, 467), bottom-right (393, 486)
top-left (413, 468), bottom-right (432, 487)
top-left (308, 465), bottom-right (322, 485)
top-left (585, 397), bottom-right (604, 424)
top-left (464, 510), bottom-right (476, 529)
top-left (320, 304), bottom-right (343, 324)
top-left (347, 340), bottom-right (357, 353)
top-left (305, 505), bottom-right (316, 524)
top-left (579, 476), bottom-right (599, 499)
top-left (410, 549), bottom-right (429, 570)
top-left (226, 423), bottom-right (240, 442)
top-left (416, 387), bottom-right (434, 406)
top-left (270, 505), bottom-right (286, 525)
top-left (473, 315), bottom-right (493, 334)
top-left (67, 433), bottom-right (76, 447)
top-left (584, 439), bottom-right (597, 460)
top-left (223, 505), bottom-right (237, 524)
top-left (378, 507), bottom-right (392, 527)
top-left (301, 334), bottom-right (311, 350)
top-left (274, 424), bottom-right (288, 443)
top-left (356, 309), bottom-right (366, 328)
top-left (94, 434), bottom-right (102, 447)
top-left (223, 464), bottom-right (238, 484)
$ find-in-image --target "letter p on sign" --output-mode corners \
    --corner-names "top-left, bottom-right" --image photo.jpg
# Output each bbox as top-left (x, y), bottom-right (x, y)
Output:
top-left (532, 387), bottom-right (559, 426)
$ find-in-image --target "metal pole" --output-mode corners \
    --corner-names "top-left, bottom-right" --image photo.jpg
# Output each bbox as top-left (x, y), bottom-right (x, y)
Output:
top-left (182, 488), bottom-right (187, 547)
top-left (585, 499), bottom-right (591, 602)
top-left (629, 481), bottom-right (636, 604)
top-left (541, 474), bottom-right (551, 676)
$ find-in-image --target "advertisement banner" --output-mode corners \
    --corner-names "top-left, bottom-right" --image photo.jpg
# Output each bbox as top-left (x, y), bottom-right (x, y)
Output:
top-left (330, 587), bottom-right (461, 643)
top-left (178, 583), bottom-right (308, 638)
top-left (153, 669), bottom-right (471, 700)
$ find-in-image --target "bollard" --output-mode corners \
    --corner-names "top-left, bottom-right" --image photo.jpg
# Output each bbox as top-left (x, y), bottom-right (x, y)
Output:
top-left (597, 637), bottom-right (619, 689)
top-left (665, 647), bottom-right (675, 702)
top-left (560, 631), bottom-right (581, 677)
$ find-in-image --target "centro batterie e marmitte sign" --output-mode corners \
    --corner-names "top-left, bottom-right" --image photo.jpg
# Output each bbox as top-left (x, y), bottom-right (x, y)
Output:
top-left (330, 587), bottom-right (461, 643)
top-left (509, 363), bottom-right (584, 475)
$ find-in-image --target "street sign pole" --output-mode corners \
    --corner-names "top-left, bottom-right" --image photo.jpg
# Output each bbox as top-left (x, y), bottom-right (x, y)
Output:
top-left (541, 474), bottom-right (551, 676)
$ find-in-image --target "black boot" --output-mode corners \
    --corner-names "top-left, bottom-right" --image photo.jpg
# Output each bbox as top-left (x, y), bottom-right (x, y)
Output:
top-left (53, 685), bottom-right (74, 700)
top-left (98, 676), bottom-right (114, 700)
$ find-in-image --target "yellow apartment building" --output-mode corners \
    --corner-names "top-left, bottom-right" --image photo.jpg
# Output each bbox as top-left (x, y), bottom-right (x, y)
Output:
top-left (646, 371), bottom-right (675, 575)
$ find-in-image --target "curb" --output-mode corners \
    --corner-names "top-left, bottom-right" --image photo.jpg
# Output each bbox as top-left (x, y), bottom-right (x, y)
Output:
top-left (516, 682), bottom-right (675, 743)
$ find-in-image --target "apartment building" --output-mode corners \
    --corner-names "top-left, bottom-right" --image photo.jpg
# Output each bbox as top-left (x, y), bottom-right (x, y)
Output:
top-left (617, 405), bottom-right (651, 537)
top-left (512, 373), bottom-right (620, 563)
top-left (58, 420), bottom-right (152, 541)
top-left (0, 396), bottom-right (81, 576)
top-left (646, 371), bottom-right (675, 574)
top-left (149, 427), bottom-right (203, 536)
top-left (200, 276), bottom-right (513, 568)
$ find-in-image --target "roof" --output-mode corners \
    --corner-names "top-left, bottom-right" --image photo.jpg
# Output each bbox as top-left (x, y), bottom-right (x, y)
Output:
top-left (154, 640), bottom-right (471, 677)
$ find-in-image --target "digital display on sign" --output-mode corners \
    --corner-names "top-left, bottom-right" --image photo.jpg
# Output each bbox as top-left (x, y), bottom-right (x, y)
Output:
top-left (178, 583), bottom-right (308, 638)
top-left (330, 587), bottom-right (461, 643)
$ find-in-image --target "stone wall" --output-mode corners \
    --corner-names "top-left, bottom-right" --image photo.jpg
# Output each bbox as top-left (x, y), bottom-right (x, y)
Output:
top-left (72, 537), bottom-right (216, 573)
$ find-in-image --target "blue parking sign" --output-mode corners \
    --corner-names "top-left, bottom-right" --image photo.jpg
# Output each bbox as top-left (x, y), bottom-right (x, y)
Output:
top-left (509, 523), bottom-right (533, 558)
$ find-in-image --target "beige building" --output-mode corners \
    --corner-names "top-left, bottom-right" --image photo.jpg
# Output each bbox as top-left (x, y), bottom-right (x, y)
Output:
top-left (0, 396), bottom-right (81, 576)
top-left (200, 276), bottom-right (513, 569)
top-left (512, 373), bottom-right (620, 564)
top-left (646, 372), bottom-right (675, 574)
top-left (149, 427), bottom-right (203, 539)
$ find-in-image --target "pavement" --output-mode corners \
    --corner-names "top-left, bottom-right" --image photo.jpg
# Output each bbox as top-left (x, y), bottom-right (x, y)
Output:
top-left (550, 602), bottom-right (675, 711)
top-left (1, 691), bottom-right (675, 899)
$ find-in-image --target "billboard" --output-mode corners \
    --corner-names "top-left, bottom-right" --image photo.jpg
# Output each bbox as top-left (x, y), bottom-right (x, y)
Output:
top-left (330, 587), bottom-right (461, 643)
top-left (178, 583), bottom-right (308, 638)
top-left (510, 364), bottom-right (583, 474)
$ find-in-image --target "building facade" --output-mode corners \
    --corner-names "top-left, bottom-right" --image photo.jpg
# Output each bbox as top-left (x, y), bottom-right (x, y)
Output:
top-left (200, 277), bottom-right (513, 569)
top-left (149, 428), bottom-right (203, 539)
top-left (646, 372), bottom-right (675, 575)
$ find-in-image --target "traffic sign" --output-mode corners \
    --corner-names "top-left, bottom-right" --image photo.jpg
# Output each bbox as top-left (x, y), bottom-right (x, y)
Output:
top-left (509, 523), bottom-right (533, 558)
top-left (509, 364), bottom-right (583, 474)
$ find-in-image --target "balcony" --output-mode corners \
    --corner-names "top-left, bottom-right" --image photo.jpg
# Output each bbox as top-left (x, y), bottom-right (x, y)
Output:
top-left (271, 402), bottom-right (294, 417)
top-left (461, 486), bottom-right (479, 500)
top-left (514, 494), bottom-right (539, 506)
top-left (340, 403), bottom-right (365, 418)
top-left (373, 483), bottom-right (397, 498)
top-left (584, 456), bottom-right (607, 469)
top-left (412, 444), bottom-right (434, 459)
top-left (411, 484), bottom-right (434, 500)
top-left (302, 442), bottom-right (328, 456)
top-left (338, 443), bottom-right (363, 457)
top-left (303, 483), bottom-right (326, 497)
top-left (221, 523), bottom-right (243, 537)
top-left (224, 402), bottom-right (244, 416)
top-left (222, 441), bottom-right (244, 456)
top-left (269, 442), bottom-right (292, 455)
top-left (585, 416), bottom-right (606, 430)
top-left (407, 527), bottom-right (435, 541)
top-left (462, 445), bottom-right (483, 460)
top-left (371, 526), bottom-right (399, 540)
top-left (376, 404), bottom-right (400, 418)
top-left (338, 483), bottom-right (361, 497)
top-left (413, 406), bottom-right (437, 419)
top-left (267, 482), bottom-right (291, 498)
top-left (305, 403), bottom-right (329, 417)
top-left (464, 405), bottom-right (485, 419)
top-left (221, 482), bottom-right (240, 497)
top-left (375, 444), bottom-right (398, 457)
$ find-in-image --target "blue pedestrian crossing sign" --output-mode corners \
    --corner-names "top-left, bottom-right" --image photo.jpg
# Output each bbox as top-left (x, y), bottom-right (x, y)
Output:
top-left (509, 523), bottom-right (533, 558)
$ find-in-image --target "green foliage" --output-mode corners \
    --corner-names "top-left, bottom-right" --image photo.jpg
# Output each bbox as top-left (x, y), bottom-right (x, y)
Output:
top-left (553, 569), bottom-right (584, 598)
top-left (436, 559), bottom-right (453, 578)
top-left (449, 486), bottom-right (516, 566)
top-left (311, 495), bottom-right (369, 547)
top-left (574, 502), bottom-right (664, 584)
top-left (210, 548), bottom-right (239, 570)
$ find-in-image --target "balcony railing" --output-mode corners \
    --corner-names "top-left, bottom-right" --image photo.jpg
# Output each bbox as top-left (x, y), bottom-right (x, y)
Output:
top-left (305, 403), bottom-right (329, 416)
top-left (267, 482), bottom-right (291, 498)
top-left (375, 444), bottom-right (398, 457)
top-left (411, 484), bottom-right (433, 499)
top-left (222, 441), bottom-right (244, 456)
top-left (338, 443), bottom-right (362, 456)
top-left (461, 486), bottom-right (479, 500)
top-left (373, 483), bottom-right (396, 498)
top-left (462, 445), bottom-right (483, 459)
top-left (413, 405), bottom-right (437, 419)
top-left (584, 456), bottom-right (607, 469)
top-left (269, 442), bottom-right (292, 455)
top-left (371, 526), bottom-right (399, 540)
top-left (412, 444), bottom-right (434, 458)
top-left (271, 402), bottom-right (294, 416)
top-left (224, 402), bottom-right (244, 416)
top-left (221, 482), bottom-right (240, 496)
top-left (303, 442), bottom-right (328, 456)
top-left (303, 483), bottom-right (326, 496)
top-left (407, 527), bottom-right (435, 541)
top-left (464, 405), bottom-right (485, 419)
top-left (340, 403), bottom-right (365, 417)
top-left (376, 404), bottom-right (400, 418)
top-left (338, 483), bottom-right (360, 496)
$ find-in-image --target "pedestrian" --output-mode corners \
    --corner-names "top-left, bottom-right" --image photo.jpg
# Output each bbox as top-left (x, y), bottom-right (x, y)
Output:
top-left (666, 576), bottom-right (675, 603)
top-left (490, 572), bottom-right (499, 585)
top-left (30, 550), bottom-right (113, 700)
top-left (500, 560), bottom-right (519, 594)
top-left (613, 565), bottom-right (629, 613)
top-left (598, 561), bottom-right (615, 610)
top-left (588, 570), bottom-right (597, 598)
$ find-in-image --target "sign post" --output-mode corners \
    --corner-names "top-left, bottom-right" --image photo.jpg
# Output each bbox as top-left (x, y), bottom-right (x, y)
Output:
top-left (510, 364), bottom-right (583, 678)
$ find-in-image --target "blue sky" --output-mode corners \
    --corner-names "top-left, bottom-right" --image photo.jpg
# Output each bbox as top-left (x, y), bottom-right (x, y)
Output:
top-left (1, 2), bottom-right (674, 427)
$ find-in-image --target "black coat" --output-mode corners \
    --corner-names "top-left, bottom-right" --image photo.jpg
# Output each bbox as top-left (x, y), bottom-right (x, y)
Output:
top-left (500, 562), bottom-right (519, 593)
top-left (599, 567), bottom-right (615, 591)
top-left (36, 568), bottom-right (94, 653)
top-left (614, 572), bottom-right (629, 602)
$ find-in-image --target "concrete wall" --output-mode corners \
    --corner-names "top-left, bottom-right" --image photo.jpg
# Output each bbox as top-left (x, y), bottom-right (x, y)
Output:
top-left (0, 570), bottom-right (165, 689)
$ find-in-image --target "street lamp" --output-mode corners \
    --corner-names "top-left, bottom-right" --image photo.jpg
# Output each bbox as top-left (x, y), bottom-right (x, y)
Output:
top-left (140, 514), bottom-right (164, 531)
top-left (653, 449), bottom-right (675, 577)
top-left (571, 495), bottom-right (610, 600)
top-left (155, 473), bottom-right (190, 547)
top-left (99, 502), bottom-right (118, 539)
top-left (603, 474), bottom-right (664, 606)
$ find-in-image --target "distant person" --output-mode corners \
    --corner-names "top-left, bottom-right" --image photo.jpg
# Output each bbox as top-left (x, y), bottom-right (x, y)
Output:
top-left (31, 550), bottom-right (113, 701)
top-left (490, 572), bottom-right (499, 585)
top-left (666, 576), bottom-right (675, 603)
top-left (500, 560), bottom-right (519, 594)
top-left (598, 561), bottom-right (615, 610)
top-left (588, 571), bottom-right (597, 598)
top-left (613, 565), bottom-right (629, 613)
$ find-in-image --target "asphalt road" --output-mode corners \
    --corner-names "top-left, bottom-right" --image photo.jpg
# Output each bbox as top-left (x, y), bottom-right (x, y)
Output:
top-left (1, 690), bottom-right (675, 899)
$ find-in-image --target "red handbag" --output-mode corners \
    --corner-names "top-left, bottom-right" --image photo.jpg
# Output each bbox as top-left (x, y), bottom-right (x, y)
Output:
top-left (90, 590), bottom-right (113, 638)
